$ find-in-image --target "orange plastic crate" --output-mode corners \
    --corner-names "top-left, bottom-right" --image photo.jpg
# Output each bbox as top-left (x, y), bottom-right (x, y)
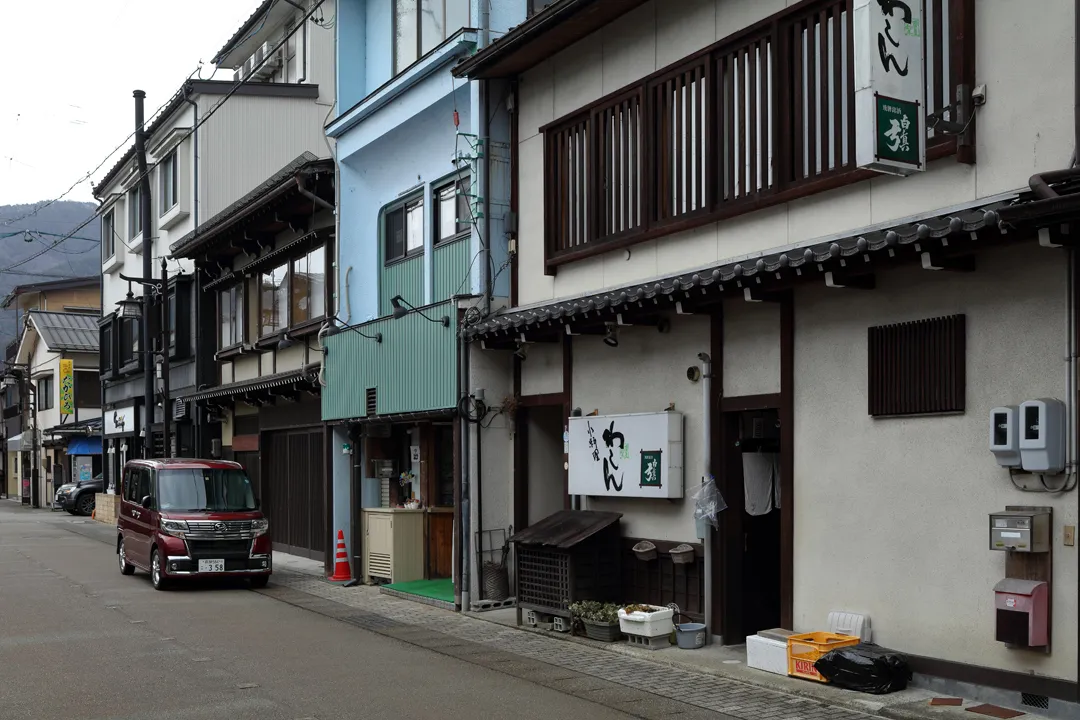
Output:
top-left (786, 631), bottom-right (860, 682)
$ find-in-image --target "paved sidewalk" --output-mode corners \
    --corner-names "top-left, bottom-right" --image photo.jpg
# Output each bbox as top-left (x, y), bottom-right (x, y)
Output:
top-left (259, 571), bottom-right (973, 720)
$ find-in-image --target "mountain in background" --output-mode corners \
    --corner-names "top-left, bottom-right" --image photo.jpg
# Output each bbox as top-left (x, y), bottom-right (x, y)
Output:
top-left (0, 201), bottom-right (101, 351)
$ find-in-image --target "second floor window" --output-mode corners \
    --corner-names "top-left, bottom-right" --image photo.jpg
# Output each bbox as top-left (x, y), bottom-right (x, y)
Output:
top-left (220, 284), bottom-right (244, 349)
top-left (119, 317), bottom-right (138, 365)
top-left (160, 151), bottom-right (177, 213)
top-left (101, 209), bottom-right (115, 263)
top-left (36, 376), bottom-right (54, 411)
top-left (385, 198), bottom-right (423, 263)
top-left (435, 176), bottom-right (471, 244)
top-left (291, 246), bottom-right (326, 325)
top-left (260, 264), bottom-right (289, 337)
top-left (394, 0), bottom-right (470, 73)
top-left (128, 185), bottom-right (142, 238)
top-left (75, 371), bottom-right (100, 409)
top-left (101, 322), bottom-right (113, 373)
top-left (167, 290), bottom-right (177, 349)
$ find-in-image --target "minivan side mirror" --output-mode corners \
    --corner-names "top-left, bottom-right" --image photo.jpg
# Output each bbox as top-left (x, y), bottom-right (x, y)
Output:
top-left (140, 495), bottom-right (153, 509)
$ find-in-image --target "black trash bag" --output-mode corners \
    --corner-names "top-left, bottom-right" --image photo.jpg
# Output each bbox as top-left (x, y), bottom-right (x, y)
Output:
top-left (814, 643), bottom-right (911, 695)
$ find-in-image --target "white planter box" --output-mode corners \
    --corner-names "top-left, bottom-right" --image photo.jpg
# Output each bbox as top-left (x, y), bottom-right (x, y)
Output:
top-left (746, 634), bottom-right (788, 676)
top-left (618, 605), bottom-right (674, 637)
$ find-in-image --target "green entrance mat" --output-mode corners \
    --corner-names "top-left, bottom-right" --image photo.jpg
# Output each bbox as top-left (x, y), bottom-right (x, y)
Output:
top-left (382, 578), bottom-right (455, 603)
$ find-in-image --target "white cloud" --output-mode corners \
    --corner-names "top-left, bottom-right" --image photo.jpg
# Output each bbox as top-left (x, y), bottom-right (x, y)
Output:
top-left (0, 0), bottom-right (261, 206)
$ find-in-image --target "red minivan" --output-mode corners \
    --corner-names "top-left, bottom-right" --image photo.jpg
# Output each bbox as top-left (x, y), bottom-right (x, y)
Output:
top-left (117, 458), bottom-right (271, 590)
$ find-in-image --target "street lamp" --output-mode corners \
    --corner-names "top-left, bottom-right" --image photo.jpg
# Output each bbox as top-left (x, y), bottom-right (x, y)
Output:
top-left (116, 285), bottom-right (142, 320)
top-left (389, 295), bottom-right (450, 327)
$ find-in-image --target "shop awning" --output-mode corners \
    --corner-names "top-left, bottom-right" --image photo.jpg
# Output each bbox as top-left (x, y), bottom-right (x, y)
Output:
top-left (6, 433), bottom-right (23, 452)
top-left (184, 366), bottom-right (320, 403)
top-left (66, 436), bottom-right (102, 455)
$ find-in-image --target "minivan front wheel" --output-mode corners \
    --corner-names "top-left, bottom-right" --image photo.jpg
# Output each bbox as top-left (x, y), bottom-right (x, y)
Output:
top-left (150, 549), bottom-right (169, 591)
top-left (118, 538), bottom-right (135, 575)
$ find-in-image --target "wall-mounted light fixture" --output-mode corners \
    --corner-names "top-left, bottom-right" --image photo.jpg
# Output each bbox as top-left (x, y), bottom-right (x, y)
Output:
top-left (390, 295), bottom-right (450, 327)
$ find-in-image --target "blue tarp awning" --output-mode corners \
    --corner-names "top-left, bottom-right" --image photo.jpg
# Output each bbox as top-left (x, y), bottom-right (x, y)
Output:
top-left (66, 436), bottom-right (102, 455)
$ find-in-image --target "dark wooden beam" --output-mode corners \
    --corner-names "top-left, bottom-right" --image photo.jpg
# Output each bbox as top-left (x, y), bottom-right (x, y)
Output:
top-left (518, 392), bottom-right (564, 408)
top-left (920, 252), bottom-right (976, 272)
top-left (742, 287), bottom-right (785, 303)
top-left (720, 393), bottom-right (782, 413)
top-left (824, 271), bottom-right (875, 290)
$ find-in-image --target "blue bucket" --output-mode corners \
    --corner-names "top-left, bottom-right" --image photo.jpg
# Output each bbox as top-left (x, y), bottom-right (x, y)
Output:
top-left (675, 622), bottom-right (706, 649)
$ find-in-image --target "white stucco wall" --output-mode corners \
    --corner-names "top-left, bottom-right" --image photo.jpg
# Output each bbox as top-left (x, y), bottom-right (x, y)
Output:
top-left (469, 344), bottom-right (514, 599)
top-left (724, 300), bottom-right (781, 398)
top-left (520, 341), bottom-right (562, 396)
top-left (513, 0), bottom-right (1075, 308)
top-left (574, 315), bottom-right (709, 541)
top-left (793, 243), bottom-right (1078, 679)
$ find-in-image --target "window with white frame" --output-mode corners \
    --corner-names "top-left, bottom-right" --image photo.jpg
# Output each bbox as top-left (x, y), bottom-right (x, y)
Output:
top-left (36, 376), bottom-right (54, 411)
top-left (220, 284), bottom-right (244, 349)
top-left (128, 185), bottom-right (142, 238)
top-left (394, 0), bottom-right (470, 73)
top-left (101, 208), bottom-right (115, 263)
top-left (435, 176), bottom-right (471, 244)
top-left (159, 150), bottom-right (177, 213)
top-left (384, 198), bottom-right (424, 263)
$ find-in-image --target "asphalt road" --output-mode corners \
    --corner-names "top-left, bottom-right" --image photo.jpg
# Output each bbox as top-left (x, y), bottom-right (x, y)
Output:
top-left (0, 501), bottom-right (634, 720)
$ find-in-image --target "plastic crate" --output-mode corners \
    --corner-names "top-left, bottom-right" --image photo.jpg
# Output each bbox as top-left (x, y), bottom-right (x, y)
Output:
top-left (787, 632), bottom-right (860, 682)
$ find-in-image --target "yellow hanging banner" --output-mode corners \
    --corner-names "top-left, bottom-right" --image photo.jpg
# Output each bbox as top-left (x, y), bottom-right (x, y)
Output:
top-left (59, 359), bottom-right (74, 416)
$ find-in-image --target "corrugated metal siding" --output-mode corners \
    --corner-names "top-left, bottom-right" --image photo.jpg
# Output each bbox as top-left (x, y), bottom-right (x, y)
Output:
top-left (433, 238), bottom-right (471, 303)
top-left (379, 256), bottom-right (425, 317)
top-left (322, 300), bottom-right (457, 420)
top-left (199, 95), bottom-right (331, 220)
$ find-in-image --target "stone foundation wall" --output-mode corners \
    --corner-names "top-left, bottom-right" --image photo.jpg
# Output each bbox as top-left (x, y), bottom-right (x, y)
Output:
top-left (93, 493), bottom-right (119, 526)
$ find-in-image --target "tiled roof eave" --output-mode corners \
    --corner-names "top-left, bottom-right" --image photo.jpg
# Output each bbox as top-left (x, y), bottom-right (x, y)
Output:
top-left (463, 198), bottom-right (1018, 340)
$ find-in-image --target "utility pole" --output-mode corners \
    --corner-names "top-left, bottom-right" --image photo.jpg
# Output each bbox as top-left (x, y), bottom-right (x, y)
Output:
top-left (160, 257), bottom-right (170, 458)
top-left (134, 90), bottom-right (154, 457)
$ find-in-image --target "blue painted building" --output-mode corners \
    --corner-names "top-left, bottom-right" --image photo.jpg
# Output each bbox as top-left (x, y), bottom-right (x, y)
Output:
top-left (323, 0), bottom-right (521, 602)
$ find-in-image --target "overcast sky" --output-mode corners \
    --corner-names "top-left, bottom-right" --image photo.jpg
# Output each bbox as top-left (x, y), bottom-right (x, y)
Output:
top-left (0, 1), bottom-right (261, 207)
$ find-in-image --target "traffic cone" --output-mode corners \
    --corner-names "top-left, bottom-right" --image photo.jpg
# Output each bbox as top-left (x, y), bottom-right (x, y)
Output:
top-left (328, 529), bottom-right (352, 582)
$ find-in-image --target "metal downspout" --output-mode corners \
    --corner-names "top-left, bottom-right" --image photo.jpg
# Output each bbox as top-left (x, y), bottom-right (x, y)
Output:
top-left (698, 352), bottom-right (714, 645)
top-left (182, 90), bottom-right (201, 455)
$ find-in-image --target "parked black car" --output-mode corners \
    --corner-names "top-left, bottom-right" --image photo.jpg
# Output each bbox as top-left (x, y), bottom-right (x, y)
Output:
top-left (56, 473), bottom-right (103, 516)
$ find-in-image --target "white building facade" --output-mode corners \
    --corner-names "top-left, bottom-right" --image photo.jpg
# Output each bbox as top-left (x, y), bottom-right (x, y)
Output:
top-left (455, 0), bottom-right (1080, 713)
top-left (92, 0), bottom-right (335, 497)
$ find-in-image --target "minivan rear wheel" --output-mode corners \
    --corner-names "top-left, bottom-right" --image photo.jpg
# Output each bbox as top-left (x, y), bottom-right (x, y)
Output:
top-left (150, 549), bottom-right (169, 591)
top-left (250, 575), bottom-right (270, 589)
top-left (118, 538), bottom-right (135, 575)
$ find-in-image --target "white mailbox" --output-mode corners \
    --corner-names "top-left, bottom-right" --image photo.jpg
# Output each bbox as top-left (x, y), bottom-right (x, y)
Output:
top-left (1019, 398), bottom-right (1066, 474)
top-left (568, 412), bottom-right (684, 499)
top-left (989, 406), bottom-right (1020, 468)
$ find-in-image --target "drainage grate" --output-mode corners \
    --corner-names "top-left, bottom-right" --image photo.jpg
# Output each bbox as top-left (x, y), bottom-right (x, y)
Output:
top-left (1021, 693), bottom-right (1049, 710)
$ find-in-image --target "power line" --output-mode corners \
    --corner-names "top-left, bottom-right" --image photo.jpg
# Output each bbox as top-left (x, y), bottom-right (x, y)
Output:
top-left (0, 65), bottom-right (208, 229)
top-left (3, 0), bottom-right (326, 269)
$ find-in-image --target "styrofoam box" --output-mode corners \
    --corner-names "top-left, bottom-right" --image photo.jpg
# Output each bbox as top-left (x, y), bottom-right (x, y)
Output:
top-left (746, 634), bottom-right (789, 676)
top-left (618, 606), bottom-right (674, 637)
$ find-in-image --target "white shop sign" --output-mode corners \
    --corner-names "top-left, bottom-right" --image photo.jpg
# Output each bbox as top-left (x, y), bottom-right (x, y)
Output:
top-left (568, 412), bottom-right (684, 499)
top-left (854, 0), bottom-right (926, 176)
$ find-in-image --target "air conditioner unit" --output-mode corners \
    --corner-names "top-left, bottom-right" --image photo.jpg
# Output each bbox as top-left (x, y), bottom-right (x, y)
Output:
top-left (251, 42), bottom-right (283, 81)
top-left (233, 69), bottom-right (242, 83)
top-left (242, 56), bottom-right (255, 79)
top-left (253, 44), bottom-right (265, 67)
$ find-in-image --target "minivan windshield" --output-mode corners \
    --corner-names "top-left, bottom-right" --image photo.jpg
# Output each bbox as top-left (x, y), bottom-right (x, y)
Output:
top-left (157, 468), bottom-right (257, 512)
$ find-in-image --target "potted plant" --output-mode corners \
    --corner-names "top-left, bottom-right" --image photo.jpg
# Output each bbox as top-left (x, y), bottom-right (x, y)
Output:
top-left (570, 601), bottom-right (623, 642)
top-left (618, 603), bottom-right (675, 638)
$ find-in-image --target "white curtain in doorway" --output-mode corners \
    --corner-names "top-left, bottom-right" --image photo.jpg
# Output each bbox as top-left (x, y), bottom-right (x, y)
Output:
top-left (742, 452), bottom-right (780, 516)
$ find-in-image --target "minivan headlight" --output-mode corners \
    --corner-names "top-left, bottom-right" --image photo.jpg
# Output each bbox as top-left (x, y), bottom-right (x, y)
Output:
top-left (251, 518), bottom-right (269, 536)
top-left (160, 519), bottom-right (189, 538)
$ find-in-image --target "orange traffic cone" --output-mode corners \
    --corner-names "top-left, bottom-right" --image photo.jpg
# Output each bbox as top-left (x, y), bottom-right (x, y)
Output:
top-left (328, 529), bottom-right (352, 582)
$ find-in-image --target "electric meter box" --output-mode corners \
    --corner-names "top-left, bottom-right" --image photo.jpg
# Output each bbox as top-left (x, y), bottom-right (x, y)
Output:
top-left (989, 510), bottom-right (1051, 553)
top-left (1018, 398), bottom-right (1066, 474)
top-left (989, 406), bottom-right (1020, 467)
